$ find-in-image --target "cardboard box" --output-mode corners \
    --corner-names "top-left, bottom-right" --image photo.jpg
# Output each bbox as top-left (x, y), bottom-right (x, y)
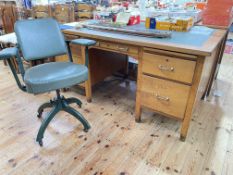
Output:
top-left (145, 17), bottom-right (194, 32)
top-left (156, 21), bottom-right (171, 30)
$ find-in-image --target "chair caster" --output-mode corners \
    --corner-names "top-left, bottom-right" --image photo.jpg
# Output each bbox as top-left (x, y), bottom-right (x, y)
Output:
top-left (180, 135), bottom-right (186, 142)
top-left (84, 128), bottom-right (89, 133)
top-left (37, 110), bottom-right (43, 118)
top-left (87, 98), bottom-right (92, 103)
top-left (38, 140), bottom-right (43, 147)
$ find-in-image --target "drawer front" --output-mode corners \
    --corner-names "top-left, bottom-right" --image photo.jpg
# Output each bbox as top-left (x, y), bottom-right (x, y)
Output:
top-left (97, 41), bottom-right (138, 56)
top-left (99, 42), bottom-right (118, 50)
top-left (141, 75), bottom-right (191, 119)
top-left (117, 44), bottom-right (139, 55)
top-left (142, 52), bottom-right (196, 84)
top-left (65, 34), bottom-right (79, 40)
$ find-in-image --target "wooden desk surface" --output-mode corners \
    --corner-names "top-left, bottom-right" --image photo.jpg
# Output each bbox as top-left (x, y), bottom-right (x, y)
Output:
top-left (64, 26), bottom-right (226, 57)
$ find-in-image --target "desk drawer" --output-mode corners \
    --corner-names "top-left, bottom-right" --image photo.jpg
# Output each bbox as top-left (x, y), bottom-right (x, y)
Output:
top-left (117, 44), bottom-right (139, 55)
top-left (141, 75), bottom-right (191, 119)
top-left (142, 52), bottom-right (196, 84)
top-left (97, 41), bottom-right (139, 56)
top-left (99, 42), bottom-right (118, 50)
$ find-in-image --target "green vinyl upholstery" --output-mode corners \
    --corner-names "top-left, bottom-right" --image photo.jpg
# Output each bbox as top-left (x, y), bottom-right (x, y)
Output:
top-left (15, 18), bottom-right (68, 61)
top-left (24, 62), bottom-right (88, 94)
top-left (0, 47), bottom-right (18, 60)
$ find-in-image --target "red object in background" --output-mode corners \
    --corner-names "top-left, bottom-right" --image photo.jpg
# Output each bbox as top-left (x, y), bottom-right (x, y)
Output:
top-left (196, 3), bottom-right (207, 10)
top-left (186, 2), bottom-right (207, 10)
top-left (202, 0), bottom-right (233, 27)
top-left (157, 0), bottom-right (168, 8)
top-left (122, 2), bottom-right (129, 8)
top-left (128, 15), bottom-right (140, 25)
top-left (113, 14), bottom-right (117, 22)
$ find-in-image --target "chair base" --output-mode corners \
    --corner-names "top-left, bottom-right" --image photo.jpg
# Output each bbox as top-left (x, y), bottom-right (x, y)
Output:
top-left (36, 90), bottom-right (91, 146)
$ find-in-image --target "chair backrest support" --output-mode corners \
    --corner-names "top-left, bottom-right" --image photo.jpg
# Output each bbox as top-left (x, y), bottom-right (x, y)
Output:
top-left (14, 18), bottom-right (68, 61)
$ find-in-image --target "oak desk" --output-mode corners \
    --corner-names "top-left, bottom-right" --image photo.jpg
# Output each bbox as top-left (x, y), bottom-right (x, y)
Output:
top-left (60, 25), bottom-right (226, 140)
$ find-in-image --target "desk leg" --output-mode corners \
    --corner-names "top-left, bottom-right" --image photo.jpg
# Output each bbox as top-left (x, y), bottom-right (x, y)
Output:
top-left (135, 92), bottom-right (142, 122)
top-left (135, 49), bottom-right (143, 122)
top-left (214, 30), bottom-right (229, 80)
top-left (81, 46), bottom-right (92, 103)
top-left (3, 60), bottom-right (7, 66)
top-left (85, 78), bottom-right (92, 103)
top-left (180, 57), bottom-right (204, 141)
top-left (203, 31), bottom-right (228, 98)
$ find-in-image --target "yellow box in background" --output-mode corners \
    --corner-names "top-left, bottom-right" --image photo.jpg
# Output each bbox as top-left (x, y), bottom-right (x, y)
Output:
top-left (176, 17), bottom-right (193, 31)
top-left (145, 16), bottom-right (194, 32)
top-left (171, 24), bottom-right (184, 32)
top-left (156, 17), bottom-right (193, 32)
top-left (156, 21), bottom-right (171, 31)
top-left (145, 17), bottom-right (150, 29)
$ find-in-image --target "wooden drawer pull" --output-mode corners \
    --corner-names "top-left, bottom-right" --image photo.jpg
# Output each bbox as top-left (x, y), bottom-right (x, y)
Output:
top-left (158, 65), bottom-right (175, 72)
top-left (155, 94), bottom-right (170, 102)
top-left (118, 47), bottom-right (129, 52)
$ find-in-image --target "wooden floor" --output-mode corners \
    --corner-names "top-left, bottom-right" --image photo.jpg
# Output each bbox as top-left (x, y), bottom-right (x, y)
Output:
top-left (1, 43), bottom-right (233, 175)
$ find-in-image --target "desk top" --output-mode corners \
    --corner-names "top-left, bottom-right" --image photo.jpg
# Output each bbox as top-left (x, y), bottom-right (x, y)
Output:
top-left (64, 25), bottom-right (227, 57)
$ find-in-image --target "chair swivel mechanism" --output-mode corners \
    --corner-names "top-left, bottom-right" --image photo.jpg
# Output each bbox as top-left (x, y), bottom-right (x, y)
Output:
top-left (0, 18), bottom-right (96, 146)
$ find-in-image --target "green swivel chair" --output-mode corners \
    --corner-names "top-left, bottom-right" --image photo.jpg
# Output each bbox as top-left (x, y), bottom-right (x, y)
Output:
top-left (0, 18), bottom-right (96, 146)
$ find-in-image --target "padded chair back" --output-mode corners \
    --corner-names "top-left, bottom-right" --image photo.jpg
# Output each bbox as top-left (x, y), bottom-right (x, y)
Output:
top-left (14, 18), bottom-right (68, 61)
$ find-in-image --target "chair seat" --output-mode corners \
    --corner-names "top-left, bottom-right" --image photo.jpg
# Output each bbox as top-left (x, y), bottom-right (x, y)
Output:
top-left (0, 47), bottom-right (18, 60)
top-left (24, 62), bottom-right (88, 94)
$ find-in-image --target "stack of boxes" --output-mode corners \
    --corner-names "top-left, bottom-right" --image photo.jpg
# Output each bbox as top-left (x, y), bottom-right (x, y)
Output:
top-left (52, 4), bottom-right (75, 23)
top-left (145, 16), bottom-right (194, 32)
top-left (31, 3), bottom-right (96, 23)
top-left (75, 3), bottom-right (95, 21)
top-left (32, 5), bottom-right (50, 18)
top-left (202, 0), bottom-right (233, 27)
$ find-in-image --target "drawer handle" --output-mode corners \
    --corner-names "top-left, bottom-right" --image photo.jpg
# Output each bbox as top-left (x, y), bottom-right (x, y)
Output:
top-left (158, 65), bottom-right (175, 72)
top-left (155, 94), bottom-right (170, 102)
top-left (118, 47), bottom-right (129, 52)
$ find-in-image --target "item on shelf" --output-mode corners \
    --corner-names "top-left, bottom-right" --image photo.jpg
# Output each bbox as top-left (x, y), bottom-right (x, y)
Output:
top-left (145, 17), bottom-right (156, 29)
top-left (52, 4), bottom-right (75, 23)
top-left (115, 11), bottom-right (140, 26)
top-left (94, 4), bottom-right (124, 21)
top-left (77, 3), bottom-right (95, 11)
top-left (93, 10), bottom-right (113, 21)
top-left (147, 9), bottom-right (203, 23)
top-left (186, 2), bottom-right (207, 10)
top-left (32, 5), bottom-right (50, 18)
top-left (75, 3), bottom-right (95, 21)
top-left (77, 11), bottom-right (93, 19)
